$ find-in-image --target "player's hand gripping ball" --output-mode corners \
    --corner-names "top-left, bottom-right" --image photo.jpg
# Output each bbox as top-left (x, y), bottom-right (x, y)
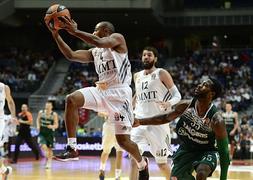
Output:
top-left (44, 4), bottom-right (71, 30)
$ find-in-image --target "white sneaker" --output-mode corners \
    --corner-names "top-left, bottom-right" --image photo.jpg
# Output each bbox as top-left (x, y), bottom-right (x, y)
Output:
top-left (2, 166), bottom-right (12, 180)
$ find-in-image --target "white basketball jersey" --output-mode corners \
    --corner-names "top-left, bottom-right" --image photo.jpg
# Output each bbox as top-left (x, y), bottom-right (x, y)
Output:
top-left (0, 83), bottom-right (6, 118)
top-left (134, 68), bottom-right (171, 118)
top-left (92, 47), bottom-right (132, 86)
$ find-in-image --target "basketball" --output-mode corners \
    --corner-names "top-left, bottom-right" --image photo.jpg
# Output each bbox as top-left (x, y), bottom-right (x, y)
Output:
top-left (44, 4), bottom-right (71, 30)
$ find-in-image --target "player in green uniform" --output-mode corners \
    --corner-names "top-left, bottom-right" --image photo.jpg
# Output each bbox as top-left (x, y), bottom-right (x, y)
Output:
top-left (37, 101), bottom-right (58, 169)
top-left (222, 102), bottom-right (239, 159)
top-left (134, 78), bottom-right (230, 180)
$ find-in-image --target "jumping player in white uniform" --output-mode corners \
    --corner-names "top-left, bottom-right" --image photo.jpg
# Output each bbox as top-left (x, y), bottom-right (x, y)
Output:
top-left (131, 47), bottom-right (181, 180)
top-left (0, 82), bottom-right (16, 180)
top-left (45, 20), bottom-right (149, 179)
top-left (98, 112), bottom-right (123, 180)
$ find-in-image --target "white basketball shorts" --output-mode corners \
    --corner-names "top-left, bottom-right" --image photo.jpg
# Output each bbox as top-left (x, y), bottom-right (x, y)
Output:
top-left (78, 84), bottom-right (133, 135)
top-left (131, 124), bottom-right (172, 164)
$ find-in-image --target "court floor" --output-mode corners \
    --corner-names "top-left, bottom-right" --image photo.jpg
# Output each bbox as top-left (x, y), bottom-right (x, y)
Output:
top-left (9, 156), bottom-right (253, 180)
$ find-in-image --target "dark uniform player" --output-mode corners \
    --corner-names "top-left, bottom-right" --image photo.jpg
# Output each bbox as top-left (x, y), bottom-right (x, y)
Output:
top-left (37, 101), bottom-right (58, 169)
top-left (222, 102), bottom-right (239, 159)
top-left (134, 78), bottom-right (230, 180)
top-left (11, 104), bottom-right (39, 163)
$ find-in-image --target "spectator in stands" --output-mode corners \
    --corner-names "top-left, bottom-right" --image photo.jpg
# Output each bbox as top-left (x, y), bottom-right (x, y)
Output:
top-left (248, 115), bottom-right (253, 127)
top-left (27, 70), bottom-right (37, 81)
top-left (239, 132), bottom-right (251, 160)
top-left (0, 48), bottom-right (52, 92)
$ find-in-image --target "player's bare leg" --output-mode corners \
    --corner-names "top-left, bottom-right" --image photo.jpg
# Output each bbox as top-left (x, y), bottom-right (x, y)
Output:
top-left (99, 151), bottom-right (109, 180)
top-left (158, 163), bottom-right (171, 180)
top-left (115, 151), bottom-right (122, 180)
top-left (116, 135), bottom-right (149, 180)
top-left (130, 157), bottom-right (139, 180)
top-left (1, 158), bottom-right (12, 180)
top-left (55, 91), bottom-right (84, 161)
top-left (230, 141), bottom-right (236, 159)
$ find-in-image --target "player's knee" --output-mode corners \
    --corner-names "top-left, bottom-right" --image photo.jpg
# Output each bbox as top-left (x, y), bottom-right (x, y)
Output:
top-left (196, 170), bottom-right (208, 180)
top-left (102, 149), bottom-right (111, 154)
top-left (117, 140), bottom-right (127, 149)
top-left (158, 163), bottom-right (169, 171)
top-left (115, 135), bottom-right (129, 149)
top-left (66, 94), bottom-right (77, 107)
top-left (66, 92), bottom-right (84, 108)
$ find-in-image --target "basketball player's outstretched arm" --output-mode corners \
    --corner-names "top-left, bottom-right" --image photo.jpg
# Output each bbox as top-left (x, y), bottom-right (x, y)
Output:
top-left (45, 23), bottom-right (93, 63)
top-left (62, 19), bottom-right (125, 49)
top-left (212, 112), bottom-right (230, 180)
top-left (134, 100), bottom-right (190, 126)
top-left (5, 85), bottom-right (16, 119)
top-left (74, 31), bottom-right (124, 49)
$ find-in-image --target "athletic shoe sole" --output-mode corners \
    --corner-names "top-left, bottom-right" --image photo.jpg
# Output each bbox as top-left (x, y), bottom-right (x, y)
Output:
top-left (54, 157), bottom-right (79, 162)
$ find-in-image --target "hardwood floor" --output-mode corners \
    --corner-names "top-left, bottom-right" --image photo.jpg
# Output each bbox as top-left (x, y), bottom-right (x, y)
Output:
top-left (8, 157), bottom-right (253, 180)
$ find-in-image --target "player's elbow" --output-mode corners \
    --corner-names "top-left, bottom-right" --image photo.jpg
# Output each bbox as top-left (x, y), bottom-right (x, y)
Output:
top-left (65, 52), bottom-right (75, 61)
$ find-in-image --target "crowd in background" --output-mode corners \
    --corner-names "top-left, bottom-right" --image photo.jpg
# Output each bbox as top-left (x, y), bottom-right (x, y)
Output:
top-left (170, 48), bottom-right (253, 111)
top-left (0, 47), bottom-right (54, 92)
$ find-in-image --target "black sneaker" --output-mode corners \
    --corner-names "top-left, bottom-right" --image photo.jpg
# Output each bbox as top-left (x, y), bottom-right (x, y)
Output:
top-left (2, 166), bottom-right (12, 180)
top-left (54, 145), bottom-right (79, 161)
top-left (138, 157), bottom-right (149, 180)
top-left (99, 170), bottom-right (105, 180)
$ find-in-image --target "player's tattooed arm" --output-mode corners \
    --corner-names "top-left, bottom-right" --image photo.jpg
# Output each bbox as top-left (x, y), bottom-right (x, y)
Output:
top-left (136, 100), bottom-right (190, 126)
top-left (211, 112), bottom-right (227, 139)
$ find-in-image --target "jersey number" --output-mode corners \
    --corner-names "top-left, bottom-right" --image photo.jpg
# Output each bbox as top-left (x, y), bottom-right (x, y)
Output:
top-left (142, 81), bottom-right (148, 90)
top-left (157, 148), bottom-right (167, 157)
top-left (202, 155), bottom-right (213, 161)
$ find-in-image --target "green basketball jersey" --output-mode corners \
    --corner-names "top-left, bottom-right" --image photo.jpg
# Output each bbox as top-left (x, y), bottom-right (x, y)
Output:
top-left (222, 111), bottom-right (236, 132)
top-left (176, 98), bottom-right (218, 151)
top-left (39, 110), bottom-right (54, 134)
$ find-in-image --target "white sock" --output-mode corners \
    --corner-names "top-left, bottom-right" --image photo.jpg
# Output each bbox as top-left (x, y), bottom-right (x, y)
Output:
top-left (136, 157), bottom-right (146, 170)
top-left (115, 169), bottom-right (121, 178)
top-left (100, 163), bottom-right (106, 171)
top-left (67, 138), bottom-right (77, 150)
